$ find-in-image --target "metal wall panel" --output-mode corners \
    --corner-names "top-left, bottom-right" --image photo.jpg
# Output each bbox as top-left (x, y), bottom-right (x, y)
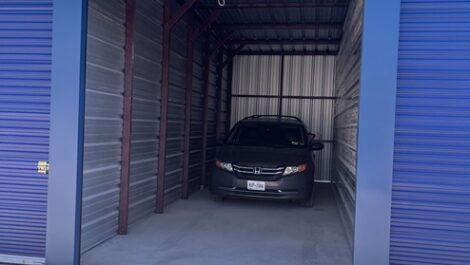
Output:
top-left (282, 56), bottom-right (335, 181)
top-left (188, 36), bottom-right (205, 192)
top-left (164, 7), bottom-right (187, 205)
top-left (0, 1), bottom-right (52, 262)
top-left (331, 0), bottom-right (362, 246)
top-left (81, 0), bottom-right (126, 253)
top-left (204, 47), bottom-right (220, 183)
top-left (232, 56), bottom-right (281, 96)
top-left (231, 55), bottom-right (336, 181)
top-left (231, 97), bottom-right (280, 125)
top-left (390, 1), bottom-right (470, 264)
top-left (231, 55), bottom-right (281, 126)
top-left (281, 98), bottom-right (334, 181)
top-left (128, 0), bottom-right (162, 226)
top-left (217, 56), bottom-right (230, 138)
top-left (283, 56), bottom-right (336, 97)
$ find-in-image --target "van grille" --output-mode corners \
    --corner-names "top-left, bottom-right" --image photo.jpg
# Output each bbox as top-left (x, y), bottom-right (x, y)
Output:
top-left (233, 164), bottom-right (284, 176)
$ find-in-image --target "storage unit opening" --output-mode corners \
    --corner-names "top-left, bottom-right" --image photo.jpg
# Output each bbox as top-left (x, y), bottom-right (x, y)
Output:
top-left (79, 0), bottom-right (362, 264)
top-left (4, 1), bottom-right (469, 265)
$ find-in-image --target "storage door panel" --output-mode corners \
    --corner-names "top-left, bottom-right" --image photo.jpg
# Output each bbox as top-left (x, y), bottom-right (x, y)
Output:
top-left (0, 0), bottom-right (52, 262)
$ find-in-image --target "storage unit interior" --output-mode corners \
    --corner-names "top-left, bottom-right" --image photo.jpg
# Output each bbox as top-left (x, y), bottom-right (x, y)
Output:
top-left (80, 0), bottom-right (362, 264)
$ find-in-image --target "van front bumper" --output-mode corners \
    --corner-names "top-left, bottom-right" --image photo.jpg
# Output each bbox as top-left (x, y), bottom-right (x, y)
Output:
top-left (210, 168), bottom-right (313, 200)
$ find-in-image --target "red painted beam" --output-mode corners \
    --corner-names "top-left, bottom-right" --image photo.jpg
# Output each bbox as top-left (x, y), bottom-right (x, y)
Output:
top-left (182, 9), bottom-right (222, 199)
top-left (118, 0), bottom-right (136, 235)
top-left (168, 0), bottom-right (199, 27)
top-left (156, 0), bottom-right (173, 214)
top-left (157, 0), bottom-right (199, 213)
top-left (191, 9), bottom-right (222, 40)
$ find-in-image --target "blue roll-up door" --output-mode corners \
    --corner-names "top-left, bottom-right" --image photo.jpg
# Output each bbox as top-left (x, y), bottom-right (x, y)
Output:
top-left (391, 1), bottom-right (470, 264)
top-left (0, 1), bottom-right (52, 263)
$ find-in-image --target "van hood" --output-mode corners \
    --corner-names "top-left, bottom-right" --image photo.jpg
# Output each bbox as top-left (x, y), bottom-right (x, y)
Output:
top-left (217, 145), bottom-right (308, 167)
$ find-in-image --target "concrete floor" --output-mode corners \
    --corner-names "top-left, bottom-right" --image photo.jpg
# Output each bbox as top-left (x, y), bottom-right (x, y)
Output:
top-left (81, 184), bottom-right (352, 265)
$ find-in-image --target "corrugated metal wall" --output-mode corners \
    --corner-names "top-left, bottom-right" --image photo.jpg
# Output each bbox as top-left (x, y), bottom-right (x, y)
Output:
top-left (0, 0), bottom-right (52, 261)
top-left (188, 35), bottom-right (206, 192)
top-left (390, 1), bottom-right (470, 264)
top-left (81, 0), bottom-right (126, 252)
top-left (217, 54), bottom-right (230, 138)
top-left (79, 0), bottom-right (226, 252)
top-left (282, 56), bottom-right (335, 181)
top-left (164, 4), bottom-right (188, 205)
top-left (231, 55), bottom-right (336, 181)
top-left (128, 0), bottom-right (162, 226)
top-left (331, 0), bottom-right (362, 246)
top-left (204, 43), bottom-right (221, 185)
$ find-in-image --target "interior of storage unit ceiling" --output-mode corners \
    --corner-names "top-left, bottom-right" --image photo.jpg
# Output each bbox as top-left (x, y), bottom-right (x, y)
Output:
top-left (230, 55), bottom-right (335, 182)
top-left (390, 1), bottom-right (470, 264)
top-left (332, 0), bottom-right (362, 247)
top-left (81, 0), bottom-right (227, 253)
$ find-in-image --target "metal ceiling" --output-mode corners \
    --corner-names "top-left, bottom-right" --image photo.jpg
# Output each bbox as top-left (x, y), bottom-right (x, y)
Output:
top-left (195, 0), bottom-right (350, 54)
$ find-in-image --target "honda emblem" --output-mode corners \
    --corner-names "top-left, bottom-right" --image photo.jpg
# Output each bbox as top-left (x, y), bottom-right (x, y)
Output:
top-left (254, 167), bottom-right (261, 175)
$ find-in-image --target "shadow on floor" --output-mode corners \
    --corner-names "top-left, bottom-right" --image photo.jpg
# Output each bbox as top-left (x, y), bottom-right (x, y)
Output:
top-left (81, 183), bottom-right (352, 265)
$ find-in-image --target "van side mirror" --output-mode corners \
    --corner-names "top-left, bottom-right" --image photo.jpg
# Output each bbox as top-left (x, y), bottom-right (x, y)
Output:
top-left (310, 142), bottom-right (324, 151)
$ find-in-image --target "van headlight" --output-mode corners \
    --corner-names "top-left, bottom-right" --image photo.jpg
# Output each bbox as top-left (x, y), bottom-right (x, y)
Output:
top-left (283, 164), bottom-right (307, 176)
top-left (215, 160), bottom-right (233, 172)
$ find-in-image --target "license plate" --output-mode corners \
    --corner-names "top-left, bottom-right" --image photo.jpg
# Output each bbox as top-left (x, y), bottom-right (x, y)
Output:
top-left (247, 181), bottom-right (266, 191)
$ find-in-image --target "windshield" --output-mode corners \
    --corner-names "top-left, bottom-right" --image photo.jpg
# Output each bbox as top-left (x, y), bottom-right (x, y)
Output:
top-left (226, 123), bottom-right (306, 148)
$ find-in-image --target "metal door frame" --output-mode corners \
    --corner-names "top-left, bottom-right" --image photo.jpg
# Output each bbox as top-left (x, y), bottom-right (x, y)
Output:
top-left (46, 0), bottom-right (88, 264)
top-left (354, 0), bottom-right (400, 264)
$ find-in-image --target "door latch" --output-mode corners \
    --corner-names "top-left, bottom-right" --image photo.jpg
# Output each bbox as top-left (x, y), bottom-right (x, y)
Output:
top-left (37, 161), bottom-right (49, 174)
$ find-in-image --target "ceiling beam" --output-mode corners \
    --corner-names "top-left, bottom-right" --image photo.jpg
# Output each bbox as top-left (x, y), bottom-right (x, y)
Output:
top-left (215, 23), bottom-right (343, 31)
top-left (197, 2), bottom-right (348, 9)
top-left (226, 38), bottom-right (341, 46)
top-left (167, 0), bottom-right (198, 27)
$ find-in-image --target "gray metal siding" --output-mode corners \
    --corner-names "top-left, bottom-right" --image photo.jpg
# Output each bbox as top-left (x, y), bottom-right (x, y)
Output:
top-left (0, 0), bottom-right (52, 261)
top-left (332, 0), bottom-right (362, 246)
top-left (390, 1), bottom-right (470, 264)
top-left (204, 49), bottom-right (220, 182)
top-left (189, 36), bottom-right (206, 192)
top-left (232, 56), bottom-right (282, 97)
top-left (282, 56), bottom-right (335, 181)
top-left (231, 55), bottom-right (336, 181)
top-left (81, 0), bottom-right (126, 253)
top-left (217, 55), bottom-right (230, 138)
top-left (128, 0), bottom-right (162, 226)
top-left (164, 12), bottom-right (188, 205)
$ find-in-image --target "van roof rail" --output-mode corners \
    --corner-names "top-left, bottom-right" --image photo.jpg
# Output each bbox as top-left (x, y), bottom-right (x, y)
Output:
top-left (243, 115), bottom-right (303, 122)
